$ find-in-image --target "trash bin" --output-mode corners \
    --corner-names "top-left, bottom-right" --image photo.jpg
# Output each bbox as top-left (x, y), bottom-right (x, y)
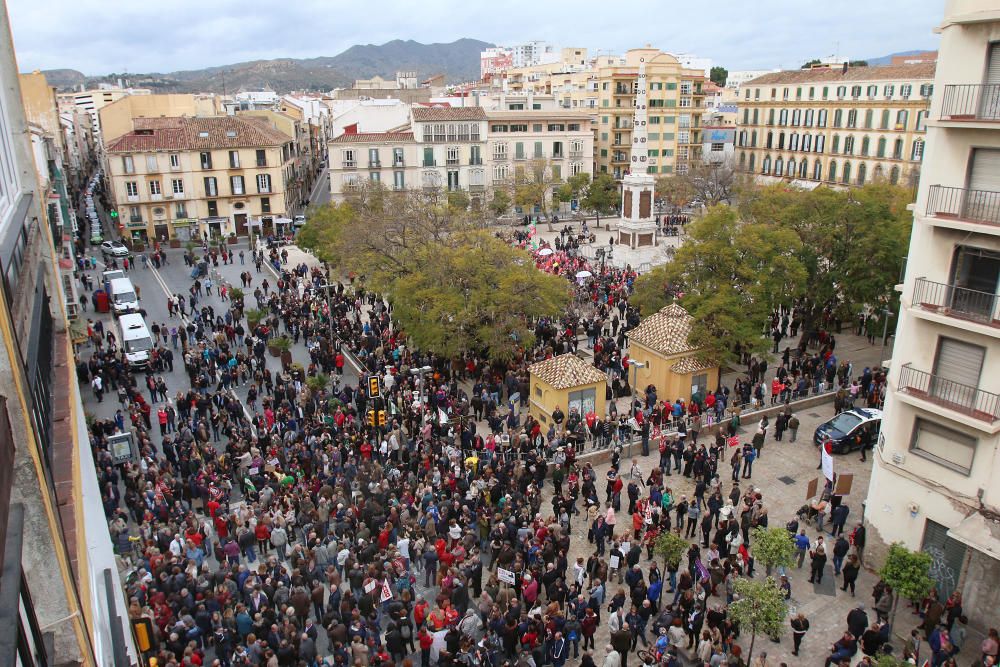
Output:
top-left (95, 289), bottom-right (109, 313)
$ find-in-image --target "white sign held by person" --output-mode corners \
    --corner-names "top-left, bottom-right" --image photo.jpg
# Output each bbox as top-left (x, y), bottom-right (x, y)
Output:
top-left (821, 440), bottom-right (834, 482)
top-left (380, 579), bottom-right (393, 603)
top-left (497, 567), bottom-right (516, 585)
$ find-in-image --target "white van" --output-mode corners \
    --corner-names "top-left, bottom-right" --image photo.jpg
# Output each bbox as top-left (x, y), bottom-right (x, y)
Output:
top-left (118, 314), bottom-right (153, 368)
top-left (109, 277), bottom-right (139, 316)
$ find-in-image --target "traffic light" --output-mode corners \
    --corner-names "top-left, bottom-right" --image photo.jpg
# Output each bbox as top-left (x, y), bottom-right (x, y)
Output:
top-left (366, 410), bottom-right (376, 427)
top-left (378, 410), bottom-right (387, 427)
top-left (109, 209), bottom-right (118, 219)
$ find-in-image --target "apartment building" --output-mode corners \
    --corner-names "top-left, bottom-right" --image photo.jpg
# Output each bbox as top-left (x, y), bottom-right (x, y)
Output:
top-left (105, 115), bottom-right (296, 243)
top-left (328, 106), bottom-right (488, 203)
top-left (0, 1), bottom-right (136, 663)
top-left (596, 48), bottom-right (707, 179)
top-left (866, 0), bottom-right (1000, 630)
top-left (56, 85), bottom-right (151, 140)
top-left (735, 63), bottom-right (934, 187)
top-left (486, 110), bottom-right (594, 192)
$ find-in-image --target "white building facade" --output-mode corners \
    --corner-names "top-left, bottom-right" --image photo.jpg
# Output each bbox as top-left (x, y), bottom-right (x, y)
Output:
top-left (866, 0), bottom-right (1000, 631)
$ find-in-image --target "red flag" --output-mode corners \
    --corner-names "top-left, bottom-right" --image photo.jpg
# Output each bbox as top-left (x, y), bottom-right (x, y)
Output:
top-left (727, 436), bottom-right (740, 448)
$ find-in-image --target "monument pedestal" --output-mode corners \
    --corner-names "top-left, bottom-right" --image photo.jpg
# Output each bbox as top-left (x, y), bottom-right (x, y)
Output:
top-left (616, 172), bottom-right (657, 249)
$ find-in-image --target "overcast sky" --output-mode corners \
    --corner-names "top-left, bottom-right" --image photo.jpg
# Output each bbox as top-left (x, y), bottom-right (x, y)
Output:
top-left (8, 0), bottom-right (942, 76)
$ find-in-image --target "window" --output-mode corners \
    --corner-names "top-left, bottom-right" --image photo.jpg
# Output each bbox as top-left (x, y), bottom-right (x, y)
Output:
top-left (171, 178), bottom-right (184, 194)
top-left (919, 83), bottom-right (933, 97)
top-left (836, 86), bottom-right (847, 99)
top-left (534, 141), bottom-right (544, 158)
top-left (493, 142), bottom-right (508, 160)
top-left (792, 109), bottom-right (801, 126)
top-left (833, 110), bottom-right (843, 128)
top-left (207, 200), bottom-right (218, 217)
top-left (751, 130), bottom-right (757, 147)
top-left (256, 174), bottom-right (271, 193)
top-left (748, 153), bottom-right (756, 171)
top-left (229, 150), bottom-right (240, 168)
top-left (855, 162), bottom-right (866, 184)
top-left (842, 161), bottom-right (851, 184)
top-left (832, 135), bottom-right (840, 153)
top-left (200, 152), bottom-right (212, 169)
top-left (847, 110), bottom-right (858, 128)
top-left (742, 108), bottom-right (749, 124)
top-left (864, 109), bottom-right (873, 129)
top-left (829, 161), bottom-right (837, 181)
top-left (779, 109), bottom-right (788, 126)
top-left (867, 85), bottom-right (878, 98)
top-left (122, 156), bottom-right (135, 174)
top-left (817, 109), bottom-right (827, 127)
top-left (145, 154), bottom-right (158, 171)
top-left (129, 206), bottom-right (141, 222)
top-left (910, 418), bottom-right (976, 474)
top-left (514, 142), bottom-right (525, 160)
top-left (393, 171), bottom-right (405, 190)
top-left (259, 197), bottom-right (270, 213)
top-left (916, 110), bottom-right (928, 132)
top-left (369, 148), bottom-right (381, 166)
top-left (896, 110), bottom-right (909, 130)
top-left (766, 131), bottom-right (773, 149)
top-left (790, 133), bottom-right (799, 150)
top-left (256, 149), bottom-right (267, 167)
top-left (813, 160), bottom-right (822, 180)
top-left (762, 156), bottom-right (771, 174)
top-left (822, 86), bottom-right (829, 100)
top-left (861, 136), bottom-right (870, 156)
top-left (393, 147), bottom-right (405, 166)
top-left (370, 172), bottom-right (380, 183)
top-left (175, 202), bottom-right (187, 217)
top-left (802, 134), bottom-right (812, 152)
top-left (510, 124), bottom-right (528, 133)
top-left (815, 135), bottom-right (825, 153)
top-left (877, 137), bottom-right (887, 158)
top-left (880, 109), bottom-right (890, 129)
top-left (231, 175), bottom-right (245, 195)
top-left (752, 109), bottom-right (759, 124)
top-left (804, 109), bottom-right (814, 127)
top-left (883, 84), bottom-right (894, 98)
top-left (493, 164), bottom-right (509, 182)
top-left (844, 136), bottom-right (855, 155)
top-left (204, 177), bottom-right (218, 196)
top-left (774, 157), bottom-right (784, 176)
top-left (782, 87), bottom-right (789, 101)
top-left (125, 181), bottom-right (139, 198)
top-left (342, 149), bottom-right (356, 167)
top-left (169, 153), bottom-right (180, 169)
top-left (446, 146), bottom-right (460, 166)
top-left (799, 158), bottom-right (808, 178)
top-left (890, 165), bottom-right (900, 184)
top-left (901, 84), bottom-right (912, 98)
top-left (808, 87), bottom-right (815, 100)
top-left (787, 158), bottom-right (795, 176)
top-left (767, 109), bottom-right (775, 125)
top-left (710, 142), bottom-right (724, 152)
top-left (148, 180), bottom-right (161, 195)
top-left (912, 138), bottom-right (925, 161)
top-left (893, 138), bottom-right (904, 159)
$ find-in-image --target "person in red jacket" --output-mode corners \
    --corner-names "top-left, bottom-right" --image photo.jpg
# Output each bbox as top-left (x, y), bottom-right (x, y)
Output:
top-left (418, 626), bottom-right (434, 667)
top-left (254, 522), bottom-right (270, 555)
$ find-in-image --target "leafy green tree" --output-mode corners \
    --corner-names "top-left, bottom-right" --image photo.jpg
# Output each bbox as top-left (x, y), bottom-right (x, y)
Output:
top-left (631, 206), bottom-right (806, 369)
top-left (878, 543), bottom-right (934, 630)
top-left (556, 172), bottom-right (591, 204)
top-left (710, 66), bottom-right (728, 87)
top-left (489, 187), bottom-right (512, 219)
top-left (582, 173), bottom-right (619, 226)
top-left (653, 531), bottom-right (688, 603)
top-left (801, 59), bottom-right (822, 69)
top-left (381, 231), bottom-right (570, 362)
top-left (728, 577), bottom-right (787, 662)
top-left (751, 526), bottom-right (797, 576)
top-left (447, 190), bottom-right (471, 212)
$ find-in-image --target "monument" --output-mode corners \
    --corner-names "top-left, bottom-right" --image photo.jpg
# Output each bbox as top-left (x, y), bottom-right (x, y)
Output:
top-left (617, 57), bottom-right (658, 249)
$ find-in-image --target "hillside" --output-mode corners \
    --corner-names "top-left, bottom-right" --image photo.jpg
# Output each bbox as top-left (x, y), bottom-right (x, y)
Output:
top-left (41, 38), bottom-right (491, 93)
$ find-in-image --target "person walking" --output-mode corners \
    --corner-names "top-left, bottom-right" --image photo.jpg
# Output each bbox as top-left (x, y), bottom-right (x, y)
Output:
top-left (790, 613), bottom-right (810, 656)
top-left (808, 543), bottom-right (827, 584)
top-left (841, 554), bottom-right (860, 596)
top-left (788, 414), bottom-right (800, 442)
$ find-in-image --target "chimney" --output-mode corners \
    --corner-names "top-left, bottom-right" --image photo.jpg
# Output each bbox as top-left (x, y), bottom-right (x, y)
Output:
top-left (343, 122), bottom-right (358, 135)
top-left (842, 62), bottom-right (848, 74)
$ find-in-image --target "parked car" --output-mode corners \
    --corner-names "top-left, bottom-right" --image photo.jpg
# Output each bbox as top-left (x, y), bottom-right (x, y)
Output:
top-left (293, 214), bottom-right (307, 227)
top-left (101, 240), bottom-right (129, 257)
top-left (813, 407), bottom-right (883, 453)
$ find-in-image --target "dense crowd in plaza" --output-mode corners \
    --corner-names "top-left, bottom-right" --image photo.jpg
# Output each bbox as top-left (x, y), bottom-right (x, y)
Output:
top-left (72, 232), bottom-right (994, 667)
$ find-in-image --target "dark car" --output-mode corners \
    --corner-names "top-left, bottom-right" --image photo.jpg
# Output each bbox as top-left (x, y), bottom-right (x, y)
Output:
top-left (813, 408), bottom-right (883, 453)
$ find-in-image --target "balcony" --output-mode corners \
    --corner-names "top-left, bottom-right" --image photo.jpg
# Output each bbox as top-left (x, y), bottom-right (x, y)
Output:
top-left (423, 160), bottom-right (437, 167)
top-left (926, 185), bottom-right (1000, 227)
top-left (129, 215), bottom-right (143, 224)
top-left (127, 195), bottom-right (139, 203)
top-left (446, 158), bottom-right (460, 166)
top-left (393, 160), bottom-right (406, 168)
top-left (342, 161), bottom-right (357, 169)
top-left (569, 150), bottom-right (584, 158)
top-left (897, 364), bottom-right (1000, 424)
top-left (940, 84), bottom-right (1000, 122)
top-left (912, 277), bottom-right (1000, 327)
top-left (368, 161), bottom-right (381, 168)
top-left (469, 158), bottom-right (483, 165)
top-left (256, 160), bottom-right (268, 167)
top-left (513, 154), bottom-right (527, 161)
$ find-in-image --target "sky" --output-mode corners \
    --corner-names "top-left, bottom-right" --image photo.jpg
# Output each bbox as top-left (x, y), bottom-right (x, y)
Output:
top-left (7, 0), bottom-right (943, 76)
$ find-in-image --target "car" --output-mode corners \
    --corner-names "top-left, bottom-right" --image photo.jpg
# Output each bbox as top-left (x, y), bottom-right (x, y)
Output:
top-left (813, 407), bottom-right (883, 453)
top-left (90, 231), bottom-right (104, 245)
top-left (293, 214), bottom-right (307, 226)
top-left (101, 240), bottom-right (129, 257)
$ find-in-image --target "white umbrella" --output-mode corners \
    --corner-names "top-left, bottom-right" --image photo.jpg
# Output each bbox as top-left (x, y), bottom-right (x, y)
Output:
top-left (575, 270), bottom-right (593, 278)
top-left (538, 248), bottom-right (554, 256)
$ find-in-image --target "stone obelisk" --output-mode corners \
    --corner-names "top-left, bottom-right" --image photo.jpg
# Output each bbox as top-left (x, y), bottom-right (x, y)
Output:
top-left (617, 57), bottom-right (658, 249)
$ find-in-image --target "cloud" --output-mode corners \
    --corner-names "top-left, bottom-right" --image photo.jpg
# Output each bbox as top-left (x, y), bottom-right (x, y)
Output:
top-left (7, 0), bottom-right (940, 75)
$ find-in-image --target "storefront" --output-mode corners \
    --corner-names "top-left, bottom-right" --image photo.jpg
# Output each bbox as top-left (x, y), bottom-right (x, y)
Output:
top-left (170, 218), bottom-right (198, 242)
top-left (125, 220), bottom-right (148, 246)
top-left (200, 216), bottom-right (230, 241)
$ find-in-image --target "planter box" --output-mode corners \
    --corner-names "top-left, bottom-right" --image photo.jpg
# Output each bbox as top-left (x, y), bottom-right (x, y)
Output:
top-left (228, 237), bottom-right (238, 245)
top-left (268, 345), bottom-right (281, 357)
top-left (169, 239), bottom-right (181, 248)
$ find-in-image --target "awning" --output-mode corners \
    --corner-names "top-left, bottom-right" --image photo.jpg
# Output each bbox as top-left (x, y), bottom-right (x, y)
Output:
top-left (275, 217), bottom-right (293, 226)
top-left (947, 512), bottom-right (1000, 559)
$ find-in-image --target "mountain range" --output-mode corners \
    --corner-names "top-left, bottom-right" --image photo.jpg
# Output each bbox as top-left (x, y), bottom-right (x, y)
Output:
top-left (40, 38), bottom-right (493, 94)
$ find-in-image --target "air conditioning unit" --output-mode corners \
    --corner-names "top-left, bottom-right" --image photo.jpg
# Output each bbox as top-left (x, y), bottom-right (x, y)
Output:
top-left (891, 452), bottom-right (905, 465)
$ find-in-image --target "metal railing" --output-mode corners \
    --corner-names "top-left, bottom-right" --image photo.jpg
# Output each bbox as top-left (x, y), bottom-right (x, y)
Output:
top-left (941, 84), bottom-right (1000, 120)
top-left (926, 185), bottom-right (1000, 225)
top-left (898, 364), bottom-right (1000, 422)
top-left (912, 277), bottom-right (1000, 324)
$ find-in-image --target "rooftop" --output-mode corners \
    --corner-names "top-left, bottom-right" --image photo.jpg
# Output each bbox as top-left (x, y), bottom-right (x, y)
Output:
top-left (529, 353), bottom-right (607, 389)
top-left (628, 303), bottom-right (700, 357)
top-left (411, 106), bottom-right (488, 122)
top-left (330, 131), bottom-right (415, 144)
top-left (745, 63), bottom-right (936, 86)
top-left (106, 115), bottom-right (292, 153)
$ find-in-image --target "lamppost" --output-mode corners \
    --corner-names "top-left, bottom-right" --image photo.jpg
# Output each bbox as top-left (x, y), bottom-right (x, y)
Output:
top-left (628, 360), bottom-right (646, 457)
top-left (410, 365), bottom-right (433, 422)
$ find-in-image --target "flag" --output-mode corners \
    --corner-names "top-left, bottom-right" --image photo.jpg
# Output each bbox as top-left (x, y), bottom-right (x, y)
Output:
top-left (380, 578), bottom-right (393, 603)
top-left (727, 435), bottom-right (740, 448)
top-left (821, 440), bottom-right (834, 482)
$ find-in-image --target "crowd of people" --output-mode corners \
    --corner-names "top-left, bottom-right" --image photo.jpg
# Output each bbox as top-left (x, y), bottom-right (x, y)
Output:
top-left (74, 226), bottom-right (946, 667)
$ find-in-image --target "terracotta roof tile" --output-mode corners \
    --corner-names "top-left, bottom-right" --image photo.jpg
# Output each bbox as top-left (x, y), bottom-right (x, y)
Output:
top-left (529, 354), bottom-right (607, 390)
top-left (411, 106), bottom-right (487, 122)
top-left (106, 115), bottom-right (292, 153)
top-left (670, 356), bottom-right (716, 374)
top-left (746, 63), bottom-right (935, 86)
top-left (330, 131), bottom-right (415, 144)
top-left (628, 303), bottom-right (699, 357)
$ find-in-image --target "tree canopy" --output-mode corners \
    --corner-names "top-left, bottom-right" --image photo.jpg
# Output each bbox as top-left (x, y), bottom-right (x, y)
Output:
top-left (631, 205), bottom-right (806, 367)
top-left (751, 526), bottom-right (798, 573)
top-left (582, 173), bottom-right (619, 216)
top-left (709, 66), bottom-right (728, 87)
top-left (728, 577), bottom-right (787, 662)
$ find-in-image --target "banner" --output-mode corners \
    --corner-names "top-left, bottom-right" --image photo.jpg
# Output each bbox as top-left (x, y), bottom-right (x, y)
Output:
top-left (727, 435), bottom-right (740, 448)
top-left (497, 567), bottom-right (516, 585)
top-left (380, 579), bottom-right (393, 603)
top-left (821, 441), bottom-right (834, 482)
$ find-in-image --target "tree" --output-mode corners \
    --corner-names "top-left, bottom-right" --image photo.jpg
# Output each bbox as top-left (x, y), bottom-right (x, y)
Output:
top-left (878, 543), bottom-right (934, 631)
top-left (514, 159), bottom-right (560, 229)
top-left (728, 577), bottom-right (787, 662)
top-left (750, 526), bottom-right (797, 576)
top-left (653, 531), bottom-right (688, 603)
top-left (489, 187), bottom-right (512, 220)
top-left (801, 59), bottom-right (822, 69)
top-left (380, 231), bottom-right (570, 362)
top-left (582, 173), bottom-right (619, 227)
top-left (657, 159), bottom-right (747, 207)
top-left (710, 66), bottom-right (728, 87)
top-left (740, 182), bottom-right (912, 337)
top-left (556, 172), bottom-right (591, 205)
top-left (631, 206), bottom-right (806, 369)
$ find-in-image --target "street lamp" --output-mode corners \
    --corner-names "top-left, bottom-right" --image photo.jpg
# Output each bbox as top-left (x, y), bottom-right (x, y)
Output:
top-left (410, 365), bottom-right (433, 417)
top-left (628, 360), bottom-right (647, 457)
